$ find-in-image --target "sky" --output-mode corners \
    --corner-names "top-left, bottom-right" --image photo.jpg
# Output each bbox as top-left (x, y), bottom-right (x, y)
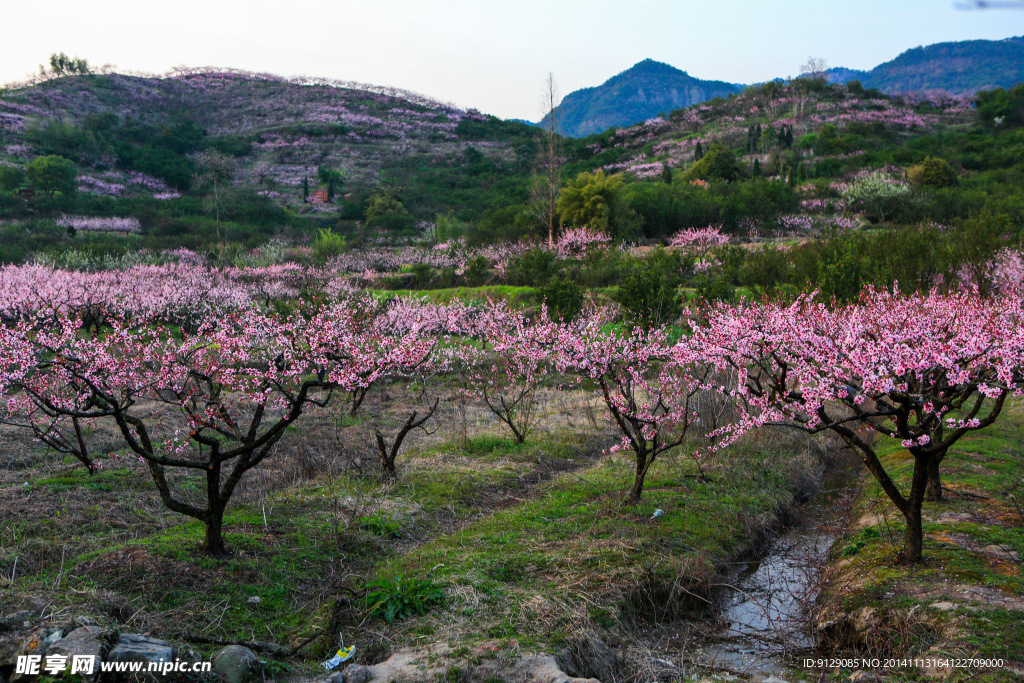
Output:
top-left (1, 0), bottom-right (1021, 120)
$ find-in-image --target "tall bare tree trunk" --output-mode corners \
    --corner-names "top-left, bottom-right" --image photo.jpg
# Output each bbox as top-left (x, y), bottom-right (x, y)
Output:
top-left (542, 73), bottom-right (561, 246)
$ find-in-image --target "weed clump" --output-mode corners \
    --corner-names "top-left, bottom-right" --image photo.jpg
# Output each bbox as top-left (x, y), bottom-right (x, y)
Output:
top-left (364, 575), bottom-right (445, 623)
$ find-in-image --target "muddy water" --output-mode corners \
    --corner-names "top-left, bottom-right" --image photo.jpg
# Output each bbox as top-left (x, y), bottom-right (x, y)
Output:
top-left (640, 453), bottom-right (861, 677)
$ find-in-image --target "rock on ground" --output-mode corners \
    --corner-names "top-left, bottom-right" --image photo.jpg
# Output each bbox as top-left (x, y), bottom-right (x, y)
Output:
top-left (106, 633), bottom-right (174, 665)
top-left (212, 645), bottom-right (259, 683)
top-left (326, 646), bottom-right (602, 683)
top-left (47, 626), bottom-right (106, 681)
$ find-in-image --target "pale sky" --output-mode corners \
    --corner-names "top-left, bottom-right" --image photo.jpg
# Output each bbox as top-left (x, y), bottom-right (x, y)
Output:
top-left (2, 0), bottom-right (1021, 120)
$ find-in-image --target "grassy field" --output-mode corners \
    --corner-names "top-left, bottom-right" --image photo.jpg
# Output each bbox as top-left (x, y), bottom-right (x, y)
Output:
top-left (0, 382), bottom-right (831, 679)
top-left (814, 401), bottom-right (1024, 682)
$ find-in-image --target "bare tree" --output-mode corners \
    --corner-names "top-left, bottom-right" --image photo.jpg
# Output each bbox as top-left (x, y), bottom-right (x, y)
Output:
top-left (800, 56), bottom-right (829, 80)
top-left (537, 73), bottom-right (562, 246)
top-left (194, 151), bottom-right (235, 241)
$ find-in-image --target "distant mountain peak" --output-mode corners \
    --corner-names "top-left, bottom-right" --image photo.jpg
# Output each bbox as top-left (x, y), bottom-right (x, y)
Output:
top-left (543, 59), bottom-right (740, 137)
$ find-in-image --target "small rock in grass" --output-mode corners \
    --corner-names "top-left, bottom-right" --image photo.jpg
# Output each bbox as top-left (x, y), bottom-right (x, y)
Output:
top-left (930, 601), bottom-right (957, 611)
top-left (212, 644), bottom-right (259, 683)
top-left (341, 663), bottom-right (369, 683)
top-left (106, 633), bottom-right (173, 665)
top-left (849, 671), bottom-right (881, 683)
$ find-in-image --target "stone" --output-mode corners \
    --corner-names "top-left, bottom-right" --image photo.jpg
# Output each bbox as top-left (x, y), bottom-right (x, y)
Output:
top-left (340, 663), bottom-right (368, 683)
top-left (69, 616), bottom-right (97, 630)
top-left (4, 629), bottom-right (53, 682)
top-left (509, 655), bottom-right (600, 683)
top-left (849, 671), bottom-right (881, 683)
top-left (325, 672), bottom-right (345, 683)
top-left (0, 612), bottom-right (37, 633)
top-left (212, 645), bottom-right (259, 683)
top-left (852, 606), bottom-right (880, 633)
top-left (930, 601), bottom-right (957, 612)
top-left (48, 626), bottom-right (106, 680)
top-left (106, 633), bottom-right (173, 666)
top-left (981, 544), bottom-right (1022, 562)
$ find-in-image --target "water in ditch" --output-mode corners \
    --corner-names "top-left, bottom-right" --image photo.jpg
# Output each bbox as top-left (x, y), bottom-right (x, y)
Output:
top-left (639, 453), bottom-right (861, 677)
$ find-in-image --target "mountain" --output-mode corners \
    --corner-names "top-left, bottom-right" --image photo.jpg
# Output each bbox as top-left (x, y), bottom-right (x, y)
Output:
top-left (0, 68), bottom-right (541, 219)
top-left (540, 59), bottom-right (742, 137)
top-left (823, 67), bottom-right (868, 84)
top-left (825, 36), bottom-right (1024, 95)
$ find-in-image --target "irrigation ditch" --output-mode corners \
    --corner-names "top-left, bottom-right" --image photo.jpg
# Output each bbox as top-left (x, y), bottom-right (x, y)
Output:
top-left (628, 449), bottom-right (863, 680)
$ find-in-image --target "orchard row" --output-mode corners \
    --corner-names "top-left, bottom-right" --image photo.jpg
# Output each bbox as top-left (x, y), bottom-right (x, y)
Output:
top-left (0, 279), bottom-right (1020, 563)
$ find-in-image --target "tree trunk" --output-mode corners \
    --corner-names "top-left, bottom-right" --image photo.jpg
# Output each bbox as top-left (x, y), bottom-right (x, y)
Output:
top-left (899, 457), bottom-right (929, 563)
top-left (900, 503), bottom-right (923, 564)
top-left (627, 451), bottom-right (650, 504)
top-left (203, 462), bottom-right (228, 556)
top-left (214, 179), bottom-right (221, 241)
top-left (203, 508), bottom-right (228, 557)
top-left (925, 455), bottom-right (943, 502)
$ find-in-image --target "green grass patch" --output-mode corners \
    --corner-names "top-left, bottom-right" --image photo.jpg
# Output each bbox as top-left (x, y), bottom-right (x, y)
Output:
top-left (369, 434), bottom-right (817, 645)
top-left (372, 286), bottom-right (538, 306)
top-left (823, 400), bottom-right (1024, 666)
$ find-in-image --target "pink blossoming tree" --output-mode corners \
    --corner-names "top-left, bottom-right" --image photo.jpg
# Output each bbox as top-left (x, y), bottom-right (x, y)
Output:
top-left (0, 302), bottom-right (435, 556)
top-left (687, 287), bottom-right (1024, 562)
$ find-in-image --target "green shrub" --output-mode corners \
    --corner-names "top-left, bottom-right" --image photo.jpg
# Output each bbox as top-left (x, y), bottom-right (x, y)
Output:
top-left (355, 514), bottom-right (402, 538)
top-left (364, 575), bottom-right (445, 623)
top-left (507, 248), bottom-right (561, 287)
top-left (0, 166), bottom-right (25, 192)
top-left (464, 255), bottom-right (490, 286)
top-left (908, 157), bottom-right (957, 188)
top-left (365, 194), bottom-right (414, 231)
top-left (25, 155), bottom-right (77, 197)
top-left (613, 266), bottom-right (682, 330)
top-left (539, 276), bottom-right (583, 321)
top-left (411, 263), bottom-right (434, 287)
top-left (312, 228), bottom-right (346, 263)
top-left (682, 141), bottom-right (743, 182)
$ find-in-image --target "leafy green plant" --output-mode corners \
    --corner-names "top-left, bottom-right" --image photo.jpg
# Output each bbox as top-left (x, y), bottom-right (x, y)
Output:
top-left (258, 658), bottom-right (291, 679)
top-left (312, 228), bottom-right (347, 263)
top-left (355, 514), bottom-right (403, 538)
top-left (539, 276), bottom-right (583, 321)
top-left (612, 264), bottom-right (682, 330)
top-left (364, 575), bottom-right (445, 622)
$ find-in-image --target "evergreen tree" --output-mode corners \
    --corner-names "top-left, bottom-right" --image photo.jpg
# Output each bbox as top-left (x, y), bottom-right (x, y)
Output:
top-left (753, 158), bottom-right (761, 177)
top-left (327, 176), bottom-right (336, 202)
top-left (787, 163), bottom-right (796, 186)
top-left (661, 163), bottom-right (673, 184)
top-left (695, 142), bottom-right (704, 161)
top-left (302, 177), bottom-right (309, 202)
top-left (796, 162), bottom-right (805, 182)
top-left (786, 128), bottom-right (794, 148)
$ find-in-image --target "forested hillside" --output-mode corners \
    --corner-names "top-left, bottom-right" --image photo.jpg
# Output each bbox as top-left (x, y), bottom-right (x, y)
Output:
top-left (827, 36), bottom-right (1024, 95)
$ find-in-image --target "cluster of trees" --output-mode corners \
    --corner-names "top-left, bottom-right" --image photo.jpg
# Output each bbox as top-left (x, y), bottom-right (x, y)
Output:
top-left (1, 275), bottom-right (1020, 565)
top-left (0, 155), bottom-right (76, 196)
